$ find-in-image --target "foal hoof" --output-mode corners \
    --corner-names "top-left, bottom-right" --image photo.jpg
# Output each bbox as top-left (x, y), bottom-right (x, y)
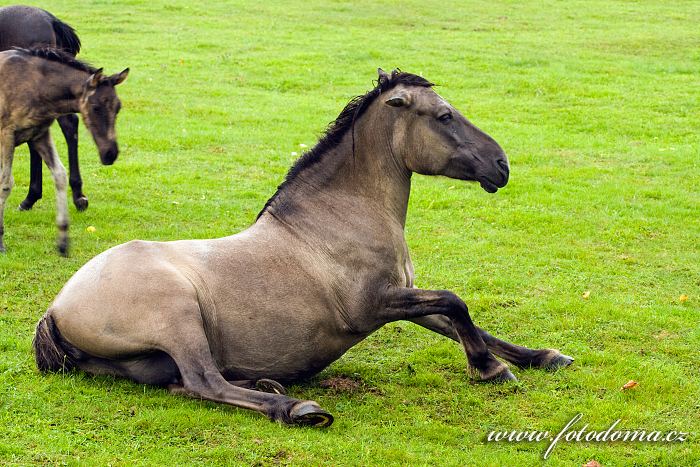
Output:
top-left (542, 351), bottom-right (575, 371)
top-left (256, 378), bottom-right (287, 395)
top-left (289, 401), bottom-right (334, 428)
top-left (74, 196), bottom-right (89, 211)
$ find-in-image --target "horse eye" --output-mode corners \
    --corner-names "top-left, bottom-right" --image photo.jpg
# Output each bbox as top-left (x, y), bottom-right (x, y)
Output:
top-left (438, 113), bottom-right (453, 124)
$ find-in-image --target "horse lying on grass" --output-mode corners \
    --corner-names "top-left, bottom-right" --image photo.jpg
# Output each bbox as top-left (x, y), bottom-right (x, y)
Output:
top-left (34, 69), bottom-right (572, 427)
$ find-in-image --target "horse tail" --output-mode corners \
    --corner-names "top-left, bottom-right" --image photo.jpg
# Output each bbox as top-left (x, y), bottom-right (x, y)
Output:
top-left (33, 311), bottom-right (80, 373)
top-left (50, 16), bottom-right (81, 56)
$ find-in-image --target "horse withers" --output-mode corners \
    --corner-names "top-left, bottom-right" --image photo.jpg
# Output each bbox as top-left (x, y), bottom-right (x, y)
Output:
top-left (34, 69), bottom-right (572, 426)
top-left (0, 4), bottom-right (94, 211)
top-left (0, 48), bottom-right (128, 255)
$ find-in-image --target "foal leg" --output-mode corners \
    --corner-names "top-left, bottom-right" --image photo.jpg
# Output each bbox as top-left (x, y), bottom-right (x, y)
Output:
top-left (380, 287), bottom-right (515, 382)
top-left (0, 131), bottom-right (16, 253)
top-left (162, 320), bottom-right (331, 426)
top-left (410, 315), bottom-right (574, 370)
top-left (57, 114), bottom-right (88, 211)
top-left (18, 142), bottom-right (43, 211)
top-left (32, 132), bottom-right (69, 256)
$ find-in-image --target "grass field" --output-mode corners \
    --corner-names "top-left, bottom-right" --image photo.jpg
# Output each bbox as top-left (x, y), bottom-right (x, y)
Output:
top-left (1, 0), bottom-right (699, 465)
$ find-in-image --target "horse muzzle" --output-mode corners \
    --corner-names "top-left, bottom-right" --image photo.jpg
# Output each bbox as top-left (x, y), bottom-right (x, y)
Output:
top-left (99, 143), bottom-right (119, 165)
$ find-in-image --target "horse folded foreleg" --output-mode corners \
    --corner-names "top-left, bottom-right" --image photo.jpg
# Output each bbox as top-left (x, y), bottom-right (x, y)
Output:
top-left (410, 315), bottom-right (574, 370)
top-left (380, 287), bottom-right (516, 382)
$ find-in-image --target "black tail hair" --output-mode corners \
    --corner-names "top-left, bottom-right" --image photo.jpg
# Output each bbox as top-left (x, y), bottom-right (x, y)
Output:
top-left (33, 312), bottom-right (80, 373)
top-left (51, 16), bottom-right (81, 56)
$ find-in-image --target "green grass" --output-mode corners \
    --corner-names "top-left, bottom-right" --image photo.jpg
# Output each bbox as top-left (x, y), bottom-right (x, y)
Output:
top-left (1, 0), bottom-right (699, 465)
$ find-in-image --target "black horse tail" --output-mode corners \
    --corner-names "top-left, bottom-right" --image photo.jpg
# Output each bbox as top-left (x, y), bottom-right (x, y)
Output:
top-left (50, 15), bottom-right (81, 56)
top-left (33, 311), bottom-right (80, 373)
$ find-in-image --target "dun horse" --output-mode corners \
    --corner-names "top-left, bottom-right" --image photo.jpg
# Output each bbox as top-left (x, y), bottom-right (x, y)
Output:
top-left (0, 48), bottom-right (128, 254)
top-left (34, 69), bottom-right (572, 426)
top-left (0, 5), bottom-right (95, 211)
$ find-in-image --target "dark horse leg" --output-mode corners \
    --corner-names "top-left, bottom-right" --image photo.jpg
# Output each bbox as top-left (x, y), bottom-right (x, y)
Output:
top-left (18, 142), bottom-right (43, 211)
top-left (57, 114), bottom-right (88, 211)
top-left (380, 287), bottom-right (516, 382)
top-left (410, 315), bottom-right (573, 370)
top-left (165, 321), bottom-right (331, 426)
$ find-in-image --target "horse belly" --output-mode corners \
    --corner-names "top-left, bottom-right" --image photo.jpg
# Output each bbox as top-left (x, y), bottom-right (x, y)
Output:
top-left (212, 291), bottom-right (366, 383)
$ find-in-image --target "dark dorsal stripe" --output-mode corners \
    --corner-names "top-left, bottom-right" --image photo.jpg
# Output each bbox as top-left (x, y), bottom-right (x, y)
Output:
top-left (257, 70), bottom-right (434, 220)
top-left (12, 46), bottom-right (96, 73)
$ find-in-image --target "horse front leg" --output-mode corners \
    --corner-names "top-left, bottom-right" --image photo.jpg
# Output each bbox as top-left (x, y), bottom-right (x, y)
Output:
top-left (18, 142), bottom-right (43, 211)
top-left (410, 315), bottom-right (574, 370)
top-left (0, 131), bottom-right (16, 253)
top-left (32, 132), bottom-right (69, 256)
top-left (57, 114), bottom-right (87, 211)
top-left (379, 287), bottom-right (516, 382)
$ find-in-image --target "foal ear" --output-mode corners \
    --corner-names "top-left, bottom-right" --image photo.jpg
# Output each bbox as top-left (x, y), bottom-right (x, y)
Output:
top-left (377, 67), bottom-right (391, 85)
top-left (87, 68), bottom-right (104, 88)
top-left (110, 68), bottom-right (130, 86)
top-left (385, 90), bottom-right (410, 108)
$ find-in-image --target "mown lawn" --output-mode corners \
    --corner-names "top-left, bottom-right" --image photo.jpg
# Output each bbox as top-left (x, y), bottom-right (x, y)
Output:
top-left (1, 0), bottom-right (698, 465)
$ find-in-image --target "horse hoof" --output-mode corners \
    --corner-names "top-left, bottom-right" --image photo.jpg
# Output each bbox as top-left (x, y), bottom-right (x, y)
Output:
top-left (289, 401), bottom-right (334, 428)
top-left (256, 378), bottom-right (287, 395)
top-left (57, 242), bottom-right (69, 257)
top-left (18, 200), bottom-right (35, 211)
top-left (74, 196), bottom-right (89, 211)
top-left (543, 352), bottom-right (574, 371)
top-left (482, 367), bottom-right (518, 383)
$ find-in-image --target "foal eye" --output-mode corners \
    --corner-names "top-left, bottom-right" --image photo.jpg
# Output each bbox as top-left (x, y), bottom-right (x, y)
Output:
top-left (437, 113), bottom-right (453, 124)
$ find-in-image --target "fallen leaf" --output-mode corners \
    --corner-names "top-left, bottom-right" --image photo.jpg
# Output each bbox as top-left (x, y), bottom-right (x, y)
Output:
top-left (583, 461), bottom-right (602, 467)
top-left (86, 226), bottom-right (96, 233)
top-left (582, 290), bottom-right (591, 299)
top-left (679, 294), bottom-right (688, 303)
top-left (621, 380), bottom-right (638, 390)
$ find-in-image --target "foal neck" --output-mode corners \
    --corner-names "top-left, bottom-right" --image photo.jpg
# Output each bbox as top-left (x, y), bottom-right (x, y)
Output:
top-left (35, 62), bottom-right (87, 116)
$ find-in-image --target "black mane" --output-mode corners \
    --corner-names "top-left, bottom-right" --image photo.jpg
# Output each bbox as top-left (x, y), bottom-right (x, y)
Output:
top-left (13, 46), bottom-right (96, 73)
top-left (257, 70), bottom-right (434, 219)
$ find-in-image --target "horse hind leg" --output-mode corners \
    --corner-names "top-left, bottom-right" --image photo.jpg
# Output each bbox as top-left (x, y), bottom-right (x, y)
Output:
top-left (163, 319), bottom-right (332, 426)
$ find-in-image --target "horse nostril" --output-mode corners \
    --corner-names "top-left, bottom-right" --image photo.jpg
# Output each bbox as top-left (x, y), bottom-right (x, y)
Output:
top-left (497, 159), bottom-right (509, 173)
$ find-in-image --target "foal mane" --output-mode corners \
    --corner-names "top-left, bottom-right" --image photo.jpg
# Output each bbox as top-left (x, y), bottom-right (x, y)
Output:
top-left (13, 47), bottom-right (97, 74)
top-left (257, 70), bottom-right (434, 220)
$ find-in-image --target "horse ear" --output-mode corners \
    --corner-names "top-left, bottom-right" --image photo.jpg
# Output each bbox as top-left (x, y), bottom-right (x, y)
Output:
top-left (111, 68), bottom-right (130, 86)
top-left (377, 68), bottom-right (391, 85)
top-left (385, 90), bottom-right (410, 108)
top-left (87, 68), bottom-right (104, 88)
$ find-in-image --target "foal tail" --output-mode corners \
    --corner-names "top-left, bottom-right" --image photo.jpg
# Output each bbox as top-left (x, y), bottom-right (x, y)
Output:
top-left (50, 15), bottom-right (81, 56)
top-left (33, 311), bottom-right (79, 373)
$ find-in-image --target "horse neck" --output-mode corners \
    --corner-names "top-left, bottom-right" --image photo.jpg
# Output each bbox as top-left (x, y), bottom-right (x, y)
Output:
top-left (34, 60), bottom-right (87, 116)
top-left (267, 105), bottom-right (412, 231)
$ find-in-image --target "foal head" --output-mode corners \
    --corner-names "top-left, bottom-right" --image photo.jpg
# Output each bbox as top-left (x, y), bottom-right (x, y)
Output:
top-left (79, 68), bottom-right (129, 165)
top-left (378, 69), bottom-right (509, 192)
